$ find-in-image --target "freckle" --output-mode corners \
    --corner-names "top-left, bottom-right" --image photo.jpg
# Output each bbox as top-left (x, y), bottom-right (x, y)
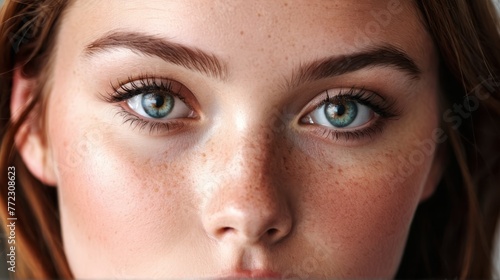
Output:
top-left (338, 168), bottom-right (343, 174)
top-left (240, 31), bottom-right (244, 35)
top-left (268, 34), bottom-right (271, 38)
top-left (202, 153), bottom-right (206, 158)
top-left (154, 187), bottom-right (159, 193)
top-left (284, 2), bottom-right (288, 6)
top-left (258, 13), bottom-right (262, 17)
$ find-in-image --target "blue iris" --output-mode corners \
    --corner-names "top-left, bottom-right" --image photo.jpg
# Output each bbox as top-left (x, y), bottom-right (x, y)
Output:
top-left (324, 100), bottom-right (358, 127)
top-left (141, 92), bottom-right (174, 118)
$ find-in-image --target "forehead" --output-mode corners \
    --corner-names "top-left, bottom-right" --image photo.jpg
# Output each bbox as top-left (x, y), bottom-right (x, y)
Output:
top-left (57, 0), bottom-right (433, 90)
top-left (61, 1), bottom-right (427, 54)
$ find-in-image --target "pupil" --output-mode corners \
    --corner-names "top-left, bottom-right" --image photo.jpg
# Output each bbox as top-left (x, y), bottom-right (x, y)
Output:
top-left (154, 95), bottom-right (165, 108)
top-left (334, 104), bottom-right (345, 116)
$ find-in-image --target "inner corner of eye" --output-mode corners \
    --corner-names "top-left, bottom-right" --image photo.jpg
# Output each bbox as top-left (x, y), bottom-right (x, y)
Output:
top-left (300, 115), bottom-right (314, 124)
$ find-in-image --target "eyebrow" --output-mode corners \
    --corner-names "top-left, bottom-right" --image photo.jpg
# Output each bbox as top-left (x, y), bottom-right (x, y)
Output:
top-left (288, 45), bottom-right (421, 89)
top-left (84, 31), bottom-right (421, 87)
top-left (84, 31), bottom-right (228, 80)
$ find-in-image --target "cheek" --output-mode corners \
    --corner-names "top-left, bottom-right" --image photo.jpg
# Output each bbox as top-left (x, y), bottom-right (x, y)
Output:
top-left (48, 117), bottom-right (197, 276)
top-left (293, 144), bottom-right (434, 277)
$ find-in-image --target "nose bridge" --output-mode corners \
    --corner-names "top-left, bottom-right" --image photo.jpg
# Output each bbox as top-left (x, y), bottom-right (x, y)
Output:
top-left (214, 108), bottom-right (280, 181)
top-left (200, 113), bottom-right (293, 245)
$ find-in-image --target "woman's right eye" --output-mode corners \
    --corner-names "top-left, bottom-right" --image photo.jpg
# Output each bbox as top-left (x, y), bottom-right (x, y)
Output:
top-left (126, 91), bottom-right (192, 120)
top-left (103, 77), bottom-right (198, 133)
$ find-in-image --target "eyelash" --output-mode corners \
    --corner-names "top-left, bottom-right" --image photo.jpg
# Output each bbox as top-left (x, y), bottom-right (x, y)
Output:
top-left (104, 76), bottom-right (192, 134)
top-left (309, 88), bottom-right (400, 141)
top-left (106, 76), bottom-right (181, 102)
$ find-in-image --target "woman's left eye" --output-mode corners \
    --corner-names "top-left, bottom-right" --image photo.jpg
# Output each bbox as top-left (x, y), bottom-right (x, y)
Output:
top-left (304, 97), bottom-right (375, 129)
top-left (126, 91), bottom-right (191, 120)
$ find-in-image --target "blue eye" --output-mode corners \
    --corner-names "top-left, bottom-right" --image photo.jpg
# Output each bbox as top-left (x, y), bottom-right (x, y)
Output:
top-left (141, 92), bottom-right (174, 118)
top-left (324, 100), bottom-right (358, 127)
top-left (307, 98), bottom-right (374, 129)
top-left (126, 91), bottom-right (191, 120)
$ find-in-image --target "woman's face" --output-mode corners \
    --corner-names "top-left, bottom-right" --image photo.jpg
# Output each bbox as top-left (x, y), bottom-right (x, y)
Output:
top-left (36, 0), bottom-right (441, 277)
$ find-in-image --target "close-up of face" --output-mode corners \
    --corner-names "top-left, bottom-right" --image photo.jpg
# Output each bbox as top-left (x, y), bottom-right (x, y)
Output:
top-left (13, 0), bottom-right (445, 278)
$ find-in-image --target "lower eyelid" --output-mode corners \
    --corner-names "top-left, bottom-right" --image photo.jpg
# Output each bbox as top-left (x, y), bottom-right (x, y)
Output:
top-left (327, 125), bottom-right (384, 141)
top-left (312, 119), bottom-right (387, 143)
top-left (301, 114), bottom-right (379, 131)
top-left (297, 107), bottom-right (390, 145)
top-left (115, 108), bottom-right (187, 134)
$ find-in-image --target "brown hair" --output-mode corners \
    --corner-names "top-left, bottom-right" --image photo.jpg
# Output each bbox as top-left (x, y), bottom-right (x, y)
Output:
top-left (0, 0), bottom-right (72, 278)
top-left (397, 1), bottom-right (500, 278)
top-left (0, 0), bottom-right (499, 278)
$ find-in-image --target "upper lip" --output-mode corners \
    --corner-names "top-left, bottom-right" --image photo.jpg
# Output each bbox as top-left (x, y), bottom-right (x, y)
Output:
top-left (219, 269), bottom-right (282, 279)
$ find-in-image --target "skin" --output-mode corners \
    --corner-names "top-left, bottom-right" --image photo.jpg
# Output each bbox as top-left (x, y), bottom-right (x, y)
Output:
top-left (13, 0), bottom-right (443, 278)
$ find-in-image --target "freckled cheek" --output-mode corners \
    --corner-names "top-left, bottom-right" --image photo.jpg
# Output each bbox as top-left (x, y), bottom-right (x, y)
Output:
top-left (51, 125), bottom-right (196, 267)
top-left (295, 150), bottom-right (432, 275)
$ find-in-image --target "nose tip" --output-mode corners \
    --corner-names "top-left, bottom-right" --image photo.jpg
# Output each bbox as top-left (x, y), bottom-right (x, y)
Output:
top-left (203, 198), bottom-right (293, 245)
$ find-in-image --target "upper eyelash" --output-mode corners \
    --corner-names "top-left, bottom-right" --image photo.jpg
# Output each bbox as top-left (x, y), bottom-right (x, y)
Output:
top-left (104, 75), bottom-right (180, 103)
top-left (318, 87), bottom-right (400, 119)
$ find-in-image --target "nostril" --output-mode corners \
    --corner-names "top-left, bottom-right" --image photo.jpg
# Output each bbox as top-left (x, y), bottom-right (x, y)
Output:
top-left (266, 228), bottom-right (278, 237)
top-left (203, 201), bottom-right (293, 244)
top-left (216, 227), bottom-right (234, 236)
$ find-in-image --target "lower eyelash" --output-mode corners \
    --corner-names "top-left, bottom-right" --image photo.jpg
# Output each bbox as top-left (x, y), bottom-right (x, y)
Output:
top-left (320, 119), bottom-right (386, 142)
top-left (115, 109), bottom-right (183, 134)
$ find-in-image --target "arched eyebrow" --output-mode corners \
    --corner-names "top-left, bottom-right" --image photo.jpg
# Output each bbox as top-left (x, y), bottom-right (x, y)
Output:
top-left (83, 31), bottom-right (228, 80)
top-left (83, 31), bottom-right (421, 87)
top-left (287, 45), bottom-right (421, 89)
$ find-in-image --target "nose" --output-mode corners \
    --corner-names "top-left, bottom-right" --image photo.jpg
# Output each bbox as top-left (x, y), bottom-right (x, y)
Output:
top-left (202, 185), bottom-right (293, 245)
top-left (200, 129), bottom-right (293, 246)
